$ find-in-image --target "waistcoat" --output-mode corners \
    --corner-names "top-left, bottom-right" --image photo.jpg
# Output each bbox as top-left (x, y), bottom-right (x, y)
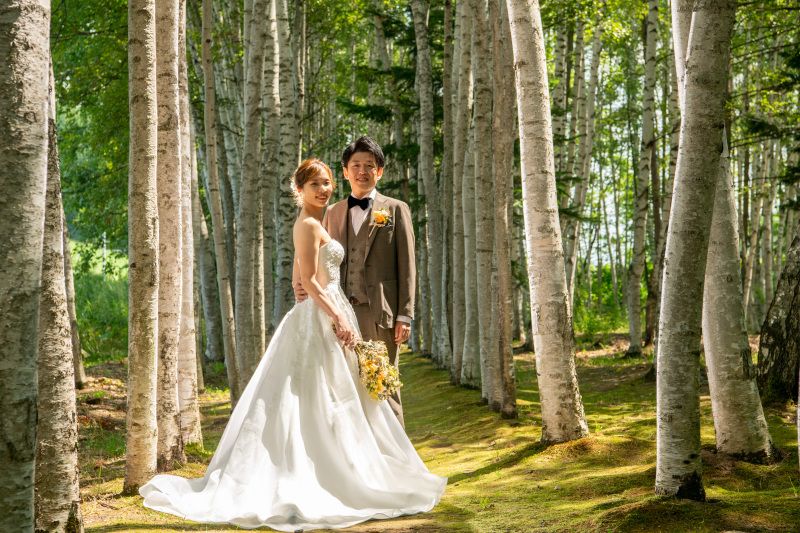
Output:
top-left (344, 212), bottom-right (370, 302)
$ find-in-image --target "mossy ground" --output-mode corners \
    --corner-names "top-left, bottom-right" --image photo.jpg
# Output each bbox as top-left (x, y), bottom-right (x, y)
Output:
top-left (77, 336), bottom-right (799, 533)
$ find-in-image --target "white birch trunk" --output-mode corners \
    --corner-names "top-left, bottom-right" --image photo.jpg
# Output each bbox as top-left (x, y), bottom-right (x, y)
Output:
top-left (177, 0), bottom-right (202, 447)
top-left (124, 0), bottom-right (159, 493)
top-left (235, 0), bottom-right (270, 387)
top-left (551, 22), bottom-right (568, 178)
top-left (274, 0), bottom-right (300, 324)
top-left (411, 0), bottom-right (452, 368)
top-left (703, 135), bottom-right (778, 463)
top-left (468, 0), bottom-right (497, 405)
top-left (35, 69), bottom-right (83, 533)
top-left (156, 0), bottom-right (185, 471)
top-left (506, 0), bottom-right (588, 442)
top-left (62, 214), bottom-right (87, 390)
top-left (564, 19), bottom-right (602, 304)
top-left (491, 0), bottom-right (517, 417)
top-left (655, 0), bottom-right (736, 499)
top-left (202, 0), bottom-right (241, 405)
top-left (627, 0), bottom-right (657, 357)
top-left (461, 126), bottom-right (481, 388)
top-left (451, 2), bottom-right (473, 384)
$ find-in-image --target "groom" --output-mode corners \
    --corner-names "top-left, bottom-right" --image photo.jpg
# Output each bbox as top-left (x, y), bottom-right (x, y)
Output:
top-left (295, 137), bottom-right (415, 427)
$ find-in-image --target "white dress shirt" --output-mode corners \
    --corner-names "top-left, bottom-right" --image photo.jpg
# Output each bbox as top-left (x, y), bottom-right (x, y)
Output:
top-left (348, 189), bottom-right (411, 325)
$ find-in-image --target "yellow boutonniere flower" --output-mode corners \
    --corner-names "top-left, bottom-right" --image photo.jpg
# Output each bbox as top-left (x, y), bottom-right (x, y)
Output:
top-left (369, 208), bottom-right (392, 237)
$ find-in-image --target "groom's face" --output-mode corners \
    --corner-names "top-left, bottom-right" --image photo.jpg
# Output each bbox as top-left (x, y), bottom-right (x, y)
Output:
top-left (343, 151), bottom-right (383, 199)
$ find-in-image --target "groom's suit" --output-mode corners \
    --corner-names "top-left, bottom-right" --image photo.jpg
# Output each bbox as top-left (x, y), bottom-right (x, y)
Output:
top-left (323, 191), bottom-right (415, 427)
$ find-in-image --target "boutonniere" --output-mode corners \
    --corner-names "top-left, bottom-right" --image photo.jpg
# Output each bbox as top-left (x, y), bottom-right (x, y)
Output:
top-left (369, 208), bottom-right (392, 237)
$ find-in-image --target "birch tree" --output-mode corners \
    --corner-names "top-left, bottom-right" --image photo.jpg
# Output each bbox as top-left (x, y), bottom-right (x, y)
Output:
top-left (411, 0), bottom-right (452, 369)
top-left (124, 0), bottom-right (159, 493)
top-left (655, 0), bottom-right (736, 499)
top-left (63, 219), bottom-right (87, 390)
top-left (202, 0), bottom-right (241, 405)
top-left (156, 0), bottom-right (186, 471)
top-left (627, 0), bottom-right (657, 357)
top-left (35, 64), bottom-right (83, 533)
top-left (177, 0), bottom-right (202, 447)
top-left (703, 136), bottom-right (778, 462)
top-left (506, 0), bottom-right (588, 442)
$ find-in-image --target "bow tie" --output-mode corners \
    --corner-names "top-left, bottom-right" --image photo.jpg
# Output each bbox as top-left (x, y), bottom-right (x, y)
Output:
top-left (348, 195), bottom-right (371, 210)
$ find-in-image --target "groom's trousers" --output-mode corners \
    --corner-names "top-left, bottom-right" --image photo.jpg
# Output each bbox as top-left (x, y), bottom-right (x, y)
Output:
top-left (351, 302), bottom-right (404, 428)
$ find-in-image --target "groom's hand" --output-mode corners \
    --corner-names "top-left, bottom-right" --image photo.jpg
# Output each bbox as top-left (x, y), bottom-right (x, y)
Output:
top-left (394, 321), bottom-right (410, 345)
top-left (294, 280), bottom-right (309, 302)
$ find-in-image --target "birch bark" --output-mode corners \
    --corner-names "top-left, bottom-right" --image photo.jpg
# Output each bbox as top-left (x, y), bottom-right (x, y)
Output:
top-left (655, 0), bottom-right (736, 499)
top-left (627, 0), bottom-right (657, 357)
top-left (35, 69), bottom-right (83, 533)
top-left (156, 0), bottom-right (186, 471)
top-left (124, 0), bottom-right (159, 493)
top-left (411, 0), bottom-right (452, 368)
top-left (703, 136), bottom-right (778, 463)
top-left (506, 0), bottom-right (588, 442)
top-left (451, 3), bottom-right (473, 384)
top-left (235, 0), bottom-right (270, 386)
top-left (202, 0), bottom-right (241, 405)
top-left (461, 127), bottom-right (481, 388)
top-left (63, 217), bottom-right (87, 389)
top-left (177, 0), bottom-right (202, 446)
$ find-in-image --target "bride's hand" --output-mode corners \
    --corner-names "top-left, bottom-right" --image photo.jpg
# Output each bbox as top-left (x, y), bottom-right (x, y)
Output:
top-left (333, 315), bottom-right (356, 347)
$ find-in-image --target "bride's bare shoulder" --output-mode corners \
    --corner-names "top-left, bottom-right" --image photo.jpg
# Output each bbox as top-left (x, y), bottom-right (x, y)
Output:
top-left (293, 215), bottom-right (324, 243)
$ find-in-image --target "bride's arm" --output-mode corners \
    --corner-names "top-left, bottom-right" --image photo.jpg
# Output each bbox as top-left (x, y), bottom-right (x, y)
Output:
top-left (294, 220), bottom-right (355, 344)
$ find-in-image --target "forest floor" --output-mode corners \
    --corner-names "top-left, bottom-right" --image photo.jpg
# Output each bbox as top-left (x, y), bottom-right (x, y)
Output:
top-left (77, 334), bottom-right (799, 533)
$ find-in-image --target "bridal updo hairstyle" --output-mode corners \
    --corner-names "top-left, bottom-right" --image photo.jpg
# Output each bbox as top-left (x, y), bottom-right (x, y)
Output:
top-left (291, 159), bottom-right (335, 208)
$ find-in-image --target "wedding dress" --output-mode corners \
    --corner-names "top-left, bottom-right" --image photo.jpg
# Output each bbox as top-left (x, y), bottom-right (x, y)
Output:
top-left (140, 239), bottom-right (447, 531)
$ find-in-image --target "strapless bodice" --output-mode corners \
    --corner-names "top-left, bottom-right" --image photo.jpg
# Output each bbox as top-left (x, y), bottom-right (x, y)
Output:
top-left (317, 239), bottom-right (344, 289)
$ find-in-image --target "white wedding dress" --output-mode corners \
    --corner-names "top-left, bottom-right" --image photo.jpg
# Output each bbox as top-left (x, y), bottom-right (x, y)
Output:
top-left (140, 239), bottom-right (446, 531)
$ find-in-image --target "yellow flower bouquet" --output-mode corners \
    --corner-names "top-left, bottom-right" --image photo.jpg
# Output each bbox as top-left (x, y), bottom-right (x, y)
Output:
top-left (353, 339), bottom-right (402, 403)
top-left (333, 323), bottom-right (402, 402)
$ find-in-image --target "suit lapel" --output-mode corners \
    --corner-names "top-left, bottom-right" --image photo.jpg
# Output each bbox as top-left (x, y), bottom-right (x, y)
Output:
top-left (364, 192), bottom-right (387, 260)
top-left (333, 200), bottom-right (348, 245)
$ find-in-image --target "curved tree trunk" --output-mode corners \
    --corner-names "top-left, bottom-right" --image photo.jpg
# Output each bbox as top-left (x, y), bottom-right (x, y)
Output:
top-left (655, 0), bottom-right (736, 500)
top-left (125, 0), bottom-right (159, 494)
top-left (35, 68), bottom-right (83, 533)
top-left (202, 0), bottom-right (241, 406)
top-left (703, 135), bottom-right (778, 463)
top-left (757, 234), bottom-right (800, 404)
top-left (506, 0), bottom-right (588, 442)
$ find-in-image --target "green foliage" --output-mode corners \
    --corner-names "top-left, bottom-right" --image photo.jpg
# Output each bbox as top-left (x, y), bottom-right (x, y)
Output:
top-left (71, 243), bottom-right (129, 366)
top-left (52, 0), bottom-right (129, 256)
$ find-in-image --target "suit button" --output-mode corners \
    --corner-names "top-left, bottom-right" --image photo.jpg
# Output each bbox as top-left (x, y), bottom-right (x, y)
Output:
top-left (349, 282), bottom-right (353, 286)
top-left (351, 248), bottom-right (356, 252)
top-left (350, 259), bottom-right (355, 263)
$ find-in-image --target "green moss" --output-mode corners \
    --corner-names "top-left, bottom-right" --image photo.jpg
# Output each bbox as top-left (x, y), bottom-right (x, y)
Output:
top-left (80, 348), bottom-right (800, 533)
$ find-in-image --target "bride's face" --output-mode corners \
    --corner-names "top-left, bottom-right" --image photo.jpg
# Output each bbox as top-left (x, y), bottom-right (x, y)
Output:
top-left (299, 174), bottom-right (334, 208)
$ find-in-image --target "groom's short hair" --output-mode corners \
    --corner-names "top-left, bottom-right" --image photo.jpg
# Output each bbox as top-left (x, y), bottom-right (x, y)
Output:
top-left (342, 136), bottom-right (385, 170)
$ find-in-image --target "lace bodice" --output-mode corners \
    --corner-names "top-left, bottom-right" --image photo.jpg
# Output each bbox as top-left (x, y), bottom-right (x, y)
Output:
top-left (317, 239), bottom-right (344, 289)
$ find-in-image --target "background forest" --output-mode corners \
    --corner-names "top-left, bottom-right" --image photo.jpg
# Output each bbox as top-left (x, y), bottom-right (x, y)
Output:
top-left (2, 0), bottom-right (800, 530)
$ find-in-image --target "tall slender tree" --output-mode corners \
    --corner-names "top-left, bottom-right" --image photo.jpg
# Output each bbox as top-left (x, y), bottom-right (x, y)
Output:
top-left (506, 0), bottom-right (588, 442)
top-left (125, 0), bottom-right (159, 494)
top-left (655, 0), bottom-right (736, 499)
top-left (35, 64), bottom-right (83, 533)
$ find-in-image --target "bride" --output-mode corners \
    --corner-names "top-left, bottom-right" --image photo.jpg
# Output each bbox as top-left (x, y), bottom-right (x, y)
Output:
top-left (139, 159), bottom-right (447, 531)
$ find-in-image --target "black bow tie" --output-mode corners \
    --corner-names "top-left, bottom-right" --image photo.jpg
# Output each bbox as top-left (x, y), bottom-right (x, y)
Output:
top-left (348, 195), bottom-right (370, 210)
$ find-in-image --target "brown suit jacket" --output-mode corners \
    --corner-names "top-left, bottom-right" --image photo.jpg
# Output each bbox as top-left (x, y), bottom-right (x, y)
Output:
top-left (323, 192), bottom-right (415, 330)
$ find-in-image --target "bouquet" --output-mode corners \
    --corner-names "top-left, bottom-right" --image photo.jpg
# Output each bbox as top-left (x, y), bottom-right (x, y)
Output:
top-left (333, 324), bottom-right (402, 402)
